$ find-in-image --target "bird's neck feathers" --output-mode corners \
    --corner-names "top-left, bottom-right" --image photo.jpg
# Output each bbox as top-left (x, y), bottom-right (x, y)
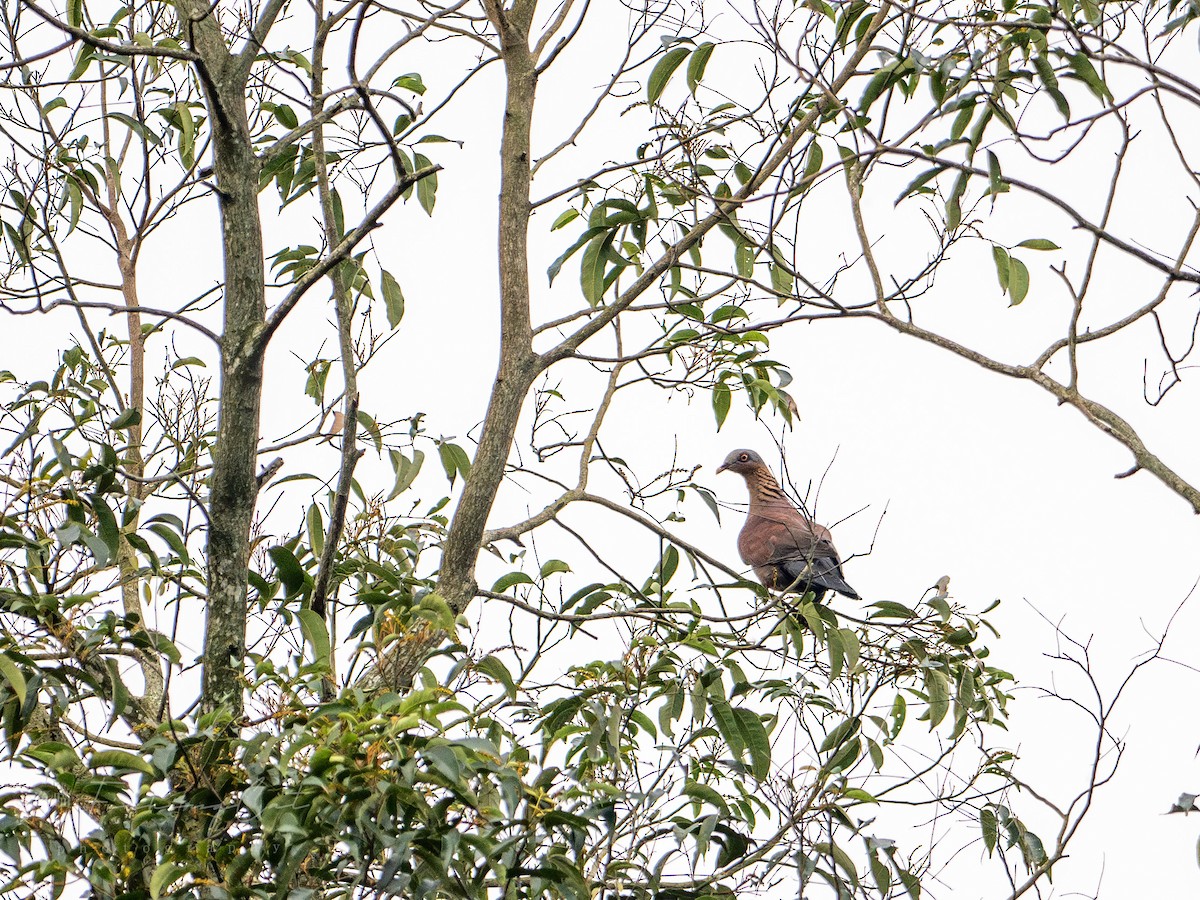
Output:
top-left (746, 466), bottom-right (791, 511)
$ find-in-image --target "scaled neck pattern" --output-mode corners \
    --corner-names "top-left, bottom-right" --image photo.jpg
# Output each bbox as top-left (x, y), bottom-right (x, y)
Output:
top-left (746, 467), bottom-right (794, 516)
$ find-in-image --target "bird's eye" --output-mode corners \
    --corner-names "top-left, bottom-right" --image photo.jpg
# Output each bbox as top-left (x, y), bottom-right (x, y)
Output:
top-left (739, 453), bottom-right (748, 461)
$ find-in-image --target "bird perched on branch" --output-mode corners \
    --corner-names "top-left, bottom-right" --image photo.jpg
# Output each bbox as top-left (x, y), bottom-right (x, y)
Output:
top-left (717, 448), bottom-right (859, 602)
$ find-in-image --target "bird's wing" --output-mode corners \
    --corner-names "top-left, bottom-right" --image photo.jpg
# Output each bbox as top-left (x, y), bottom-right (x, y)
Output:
top-left (740, 514), bottom-right (838, 565)
top-left (740, 512), bottom-right (859, 599)
top-left (778, 554), bottom-right (859, 599)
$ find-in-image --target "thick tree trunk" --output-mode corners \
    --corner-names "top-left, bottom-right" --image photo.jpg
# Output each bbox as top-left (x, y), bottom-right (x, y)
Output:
top-left (181, 15), bottom-right (267, 718)
top-left (438, 4), bottom-right (539, 612)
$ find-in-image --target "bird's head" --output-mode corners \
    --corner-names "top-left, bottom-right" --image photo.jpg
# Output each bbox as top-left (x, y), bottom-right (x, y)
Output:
top-left (716, 448), bottom-right (766, 475)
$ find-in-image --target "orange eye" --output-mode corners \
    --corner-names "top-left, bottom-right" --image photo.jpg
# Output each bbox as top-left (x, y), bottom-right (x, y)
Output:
top-left (739, 453), bottom-right (748, 461)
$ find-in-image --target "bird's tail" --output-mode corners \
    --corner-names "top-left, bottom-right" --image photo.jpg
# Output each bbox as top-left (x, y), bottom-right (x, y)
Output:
top-left (808, 558), bottom-right (860, 600)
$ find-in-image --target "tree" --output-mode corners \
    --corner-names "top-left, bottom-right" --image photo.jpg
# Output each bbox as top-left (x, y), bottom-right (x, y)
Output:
top-left (0, 0), bottom-right (1190, 897)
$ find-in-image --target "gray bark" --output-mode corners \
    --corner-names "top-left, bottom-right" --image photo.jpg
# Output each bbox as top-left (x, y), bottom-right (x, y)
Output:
top-left (180, 9), bottom-right (267, 718)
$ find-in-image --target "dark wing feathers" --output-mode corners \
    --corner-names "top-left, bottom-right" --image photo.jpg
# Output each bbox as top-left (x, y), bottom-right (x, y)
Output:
top-left (774, 554), bottom-right (859, 600)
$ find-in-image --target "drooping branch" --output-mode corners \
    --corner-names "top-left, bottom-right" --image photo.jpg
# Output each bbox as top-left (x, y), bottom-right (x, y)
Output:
top-left (862, 311), bottom-right (1200, 513)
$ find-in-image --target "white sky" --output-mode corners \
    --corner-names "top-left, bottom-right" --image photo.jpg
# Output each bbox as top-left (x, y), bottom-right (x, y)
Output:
top-left (4, 0), bottom-right (1200, 896)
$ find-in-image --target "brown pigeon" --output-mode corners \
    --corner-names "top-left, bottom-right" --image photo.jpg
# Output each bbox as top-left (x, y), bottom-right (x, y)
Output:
top-left (717, 448), bottom-right (859, 601)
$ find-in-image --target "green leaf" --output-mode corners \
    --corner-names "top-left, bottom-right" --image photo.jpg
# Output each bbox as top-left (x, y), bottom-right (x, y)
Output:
top-left (839, 627), bottom-right (860, 674)
top-left (80, 526), bottom-right (113, 568)
top-left (0, 653), bottom-right (28, 706)
top-left (709, 698), bottom-right (744, 758)
top-left (147, 521), bottom-right (190, 564)
top-left (868, 600), bottom-right (916, 619)
top-left (732, 706), bottom-right (771, 780)
top-left (992, 245), bottom-right (1010, 292)
top-left (950, 98), bottom-right (976, 141)
top-left (820, 717), bottom-right (860, 754)
top-left (870, 851), bottom-right (892, 896)
top-left (734, 242), bottom-right (754, 279)
top-left (65, 178), bottom-right (83, 234)
top-left (1015, 238), bottom-right (1059, 251)
top-left (67, 46), bottom-right (95, 81)
top-left (896, 165), bottom-right (944, 203)
top-left (356, 410), bottom-right (383, 453)
top-left (540, 559), bottom-right (571, 578)
top-left (629, 708), bottom-right (657, 739)
top-left (946, 171), bottom-right (967, 231)
top-left (580, 231), bottom-right (613, 306)
top-left (686, 42), bottom-right (715, 95)
top-left (146, 631), bottom-right (182, 665)
top-left (547, 225), bottom-right (608, 285)
top-left (287, 50), bottom-right (313, 74)
top-left (476, 655), bottom-right (517, 700)
top-left (802, 142), bottom-right (824, 189)
top-left (1067, 52), bottom-right (1112, 102)
top-left (268, 102), bottom-right (298, 129)
top-left (945, 626), bottom-right (976, 646)
top-left (107, 112), bottom-right (161, 146)
top-left (898, 866), bottom-right (922, 899)
top-left (1033, 54), bottom-right (1058, 91)
top-left (769, 262), bottom-right (794, 295)
top-left (1008, 257), bottom-right (1030, 305)
top-left (1021, 827), bottom-right (1048, 868)
top-left (110, 407), bottom-right (142, 430)
top-left (986, 150), bottom-right (1006, 196)
top-left (981, 807), bottom-right (998, 855)
top-left (393, 72), bottom-right (426, 94)
top-left (860, 57), bottom-right (902, 112)
top-left (691, 485), bottom-right (721, 523)
top-left (815, 841), bottom-right (859, 889)
top-left (171, 356), bottom-right (206, 370)
top-left (867, 737), bottom-right (885, 770)
top-left (381, 269), bottom-right (406, 328)
top-left (306, 503), bottom-right (324, 556)
top-left (91, 495), bottom-right (120, 560)
top-left (298, 609), bottom-right (331, 668)
top-left (437, 441), bottom-right (471, 486)
top-left (890, 693), bottom-right (906, 738)
top-left (683, 780), bottom-right (729, 814)
top-left (844, 787), bottom-right (878, 803)
top-left (416, 592), bottom-right (456, 632)
top-left (150, 862), bottom-right (187, 899)
top-left (387, 448), bottom-right (424, 499)
top-left (551, 208), bottom-right (579, 231)
top-left (712, 382), bottom-right (731, 429)
top-left (648, 46), bottom-right (691, 103)
top-left (90, 749), bottom-right (156, 776)
top-left (493, 571), bottom-right (534, 592)
top-left (827, 626), bottom-right (845, 679)
top-left (925, 668), bottom-right (950, 728)
top-left (268, 545), bottom-right (308, 596)
top-left (414, 152), bottom-right (437, 215)
top-left (174, 102), bottom-right (195, 169)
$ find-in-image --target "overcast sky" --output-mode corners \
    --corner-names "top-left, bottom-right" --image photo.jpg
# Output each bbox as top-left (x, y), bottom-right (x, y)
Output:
top-left (5, 1), bottom-right (1200, 896)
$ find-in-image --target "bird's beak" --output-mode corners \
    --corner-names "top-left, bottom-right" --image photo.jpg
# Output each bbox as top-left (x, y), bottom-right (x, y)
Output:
top-left (716, 461), bottom-right (730, 473)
